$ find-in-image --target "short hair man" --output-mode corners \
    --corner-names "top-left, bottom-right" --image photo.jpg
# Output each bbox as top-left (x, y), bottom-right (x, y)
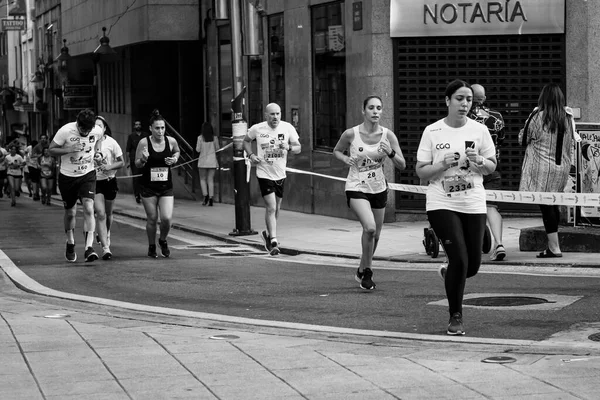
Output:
top-left (243, 103), bottom-right (301, 255)
top-left (126, 120), bottom-right (146, 203)
top-left (49, 109), bottom-right (104, 262)
top-left (468, 84), bottom-right (506, 261)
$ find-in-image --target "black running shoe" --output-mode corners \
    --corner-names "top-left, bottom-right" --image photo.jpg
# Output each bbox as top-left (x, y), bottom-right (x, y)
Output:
top-left (158, 239), bottom-right (170, 258)
top-left (65, 242), bottom-right (77, 262)
top-left (438, 264), bottom-right (447, 282)
top-left (447, 312), bottom-right (466, 336)
top-left (354, 268), bottom-right (364, 285)
top-left (269, 241), bottom-right (280, 256)
top-left (261, 230), bottom-right (272, 252)
top-left (148, 244), bottom-right (158, 258)
top-left (84, 247), bottom-right (98, 262)
top-left (102, 248), bottom-right (112, 260)
top-left (358, 268), bottom-right (376, 290)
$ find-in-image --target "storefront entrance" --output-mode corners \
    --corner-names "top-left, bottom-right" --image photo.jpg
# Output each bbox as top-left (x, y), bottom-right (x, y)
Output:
top-left (393, 34), bottom-right (566, 213)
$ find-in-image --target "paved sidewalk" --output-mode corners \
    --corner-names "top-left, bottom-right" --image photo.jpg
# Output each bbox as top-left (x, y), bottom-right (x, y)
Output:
top-left (111, 194), bottom-right (600, 267)
top-left (2, 264), bottom-right (600, 400)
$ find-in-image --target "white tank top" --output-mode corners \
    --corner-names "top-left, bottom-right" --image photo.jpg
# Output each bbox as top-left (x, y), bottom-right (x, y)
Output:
top-left (344, 125), bottom-right (389, 194)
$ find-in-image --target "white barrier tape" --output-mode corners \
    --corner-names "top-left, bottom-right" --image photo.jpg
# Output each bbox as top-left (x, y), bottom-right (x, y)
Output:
top-left (285, 167), bottom-right (347, 183)
top-left (117, 142), bottom-right (233, 180)
top-left (285, 167), bottom-right (600, 207)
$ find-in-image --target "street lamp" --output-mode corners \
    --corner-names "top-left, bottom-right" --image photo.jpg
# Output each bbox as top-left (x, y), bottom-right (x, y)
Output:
top-left (55, 39), bottom-right (71, 62)
top-left (94, 27), bottom-right (116, 55)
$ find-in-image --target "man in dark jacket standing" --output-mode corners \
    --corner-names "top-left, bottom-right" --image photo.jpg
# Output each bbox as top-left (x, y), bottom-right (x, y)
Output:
top-left (126, 120), bottom-right (146, 203)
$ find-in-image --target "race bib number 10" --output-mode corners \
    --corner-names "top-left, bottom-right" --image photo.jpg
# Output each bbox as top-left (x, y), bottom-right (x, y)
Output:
top-left (150, 167), bottom-right (168, 182)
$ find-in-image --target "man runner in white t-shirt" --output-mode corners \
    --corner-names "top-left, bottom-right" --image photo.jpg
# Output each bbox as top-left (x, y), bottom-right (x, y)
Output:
top-left (49, 109), bottom-right (103, 263)
top-left (243, 103), bottom-right (301, 255)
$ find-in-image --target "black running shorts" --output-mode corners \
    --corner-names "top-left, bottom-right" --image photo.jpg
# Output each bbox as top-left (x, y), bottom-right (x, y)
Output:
top-left (95, 178), bottom-right (119, 201)
top-left (141, 186), bottom-right (174, 198)
top-left (28, 167), bottom-right (41, 183)
top-left (58, 171), bottom-right (96, 209)
top-left (346, 189), bottom-right (388, 209)
top-left (258, 177), bottom-right (285, 198)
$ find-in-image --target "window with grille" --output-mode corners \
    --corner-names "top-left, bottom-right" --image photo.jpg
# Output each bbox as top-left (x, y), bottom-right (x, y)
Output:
top-left (218, 23), bottom-right (232, 136)
top-left (268, 13), bottom-right (284, 120)
top-left (393, 34), bottom-right (565, 212)
top-left (99, 60), bottom-right (125, 114)
top-left (311, 1), bottom-right (346, 150)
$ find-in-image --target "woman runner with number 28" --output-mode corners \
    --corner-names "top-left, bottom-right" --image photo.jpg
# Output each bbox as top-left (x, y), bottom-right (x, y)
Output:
top-left (416, 79), bottom-right (496, 336)
top-left (333, 95), bottom-right (406, 291)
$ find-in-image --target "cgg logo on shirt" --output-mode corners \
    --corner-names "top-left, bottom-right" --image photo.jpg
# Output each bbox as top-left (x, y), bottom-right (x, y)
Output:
top-left (435, 143), bottom-right (451, 149)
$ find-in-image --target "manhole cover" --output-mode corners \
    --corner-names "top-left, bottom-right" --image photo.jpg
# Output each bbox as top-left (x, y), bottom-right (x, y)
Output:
top-left (185, 244), bottom-right (240, 249)
top-left (463, 296), bottom-right (548, 307)
top-left (588, 333), bottom-right (600, 342)
top-left (210, 334), bottom-right (240, 340)
top-left (44, 314), bottom-right (71, 319)
top-left (482, 356), bottom-right (516, 364)
top-left (206, 253), bottom-right (248, 257)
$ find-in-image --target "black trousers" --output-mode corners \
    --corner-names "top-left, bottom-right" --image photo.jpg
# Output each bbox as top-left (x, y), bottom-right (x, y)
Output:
top-left (131, 164), bottom-right (143, 197)
top-left (427, 209), bottom-right (487, 316)
top-left (539, 204), bottom-right (560, 234)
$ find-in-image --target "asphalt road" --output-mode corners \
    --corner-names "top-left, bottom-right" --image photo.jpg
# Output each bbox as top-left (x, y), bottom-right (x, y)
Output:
top-left (2, 198), bottom-right (600, 342)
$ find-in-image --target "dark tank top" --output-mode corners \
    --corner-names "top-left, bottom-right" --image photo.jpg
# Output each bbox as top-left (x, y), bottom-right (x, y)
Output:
top-left (141, 137), bottom-right (173, 191)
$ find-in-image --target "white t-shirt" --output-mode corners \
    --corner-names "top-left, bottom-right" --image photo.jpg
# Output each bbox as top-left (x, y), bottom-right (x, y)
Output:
top-left (247, 120), bottom-right (299, 180)
top-left (6, 154), bottom-right (24, 176)
top-left (417, 118), bottom-right (495, 214)
top-left (95, 135), bottom-right (123, 180)
top-left (52, 122), bottom-right (103, 177)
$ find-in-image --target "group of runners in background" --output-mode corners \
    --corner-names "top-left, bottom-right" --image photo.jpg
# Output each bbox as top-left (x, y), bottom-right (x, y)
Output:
top-left (1, 78), bottom-right (575, 336)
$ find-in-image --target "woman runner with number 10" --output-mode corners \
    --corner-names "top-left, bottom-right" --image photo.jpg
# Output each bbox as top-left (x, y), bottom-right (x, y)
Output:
top-left (415, 79), bottom-right (496, 336)
top-left (135, 111), bottom-right (181, 259)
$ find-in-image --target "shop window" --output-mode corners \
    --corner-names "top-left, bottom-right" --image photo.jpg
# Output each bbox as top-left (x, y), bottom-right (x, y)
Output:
top-left (248, 56), bottom-right (262, 126)
top-left (98, 60), bottom-right (125, 114)
top-left (311, 1), bottom-right (346, 150)
top-left (268, 13), bottom-right (284, 119)
top-left (218, 23), bottom-right (232, 136)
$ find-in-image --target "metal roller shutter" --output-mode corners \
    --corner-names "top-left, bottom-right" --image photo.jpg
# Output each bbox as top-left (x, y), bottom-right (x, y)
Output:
top-left (393, 34), bottom-right (565, 213)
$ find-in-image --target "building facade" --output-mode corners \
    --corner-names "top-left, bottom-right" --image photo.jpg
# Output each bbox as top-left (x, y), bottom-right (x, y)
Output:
top-left (3, 1), bottom-right (598, 221)
top-left (204, 0), bottom-right (600, 221)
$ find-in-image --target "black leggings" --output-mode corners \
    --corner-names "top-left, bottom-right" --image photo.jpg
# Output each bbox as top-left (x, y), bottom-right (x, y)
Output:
top-left (427, 210), bottom-right (487, 316)
top-left (539, 205), bottom-right (560, 234)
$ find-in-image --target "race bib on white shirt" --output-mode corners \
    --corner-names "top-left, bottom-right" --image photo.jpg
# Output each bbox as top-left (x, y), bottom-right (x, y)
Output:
top-left (95, 135), bottom-right (123, 180)
top-left (247, 121), bottom-right (299, 181)
top-left (416, 118), bottom-right (495, 213)
top-left (53, 122), bottom-right (103, 177)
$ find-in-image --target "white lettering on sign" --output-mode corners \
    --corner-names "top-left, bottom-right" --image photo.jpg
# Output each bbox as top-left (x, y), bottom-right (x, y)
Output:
top-left (424, 1), bottom-right (526, 25)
